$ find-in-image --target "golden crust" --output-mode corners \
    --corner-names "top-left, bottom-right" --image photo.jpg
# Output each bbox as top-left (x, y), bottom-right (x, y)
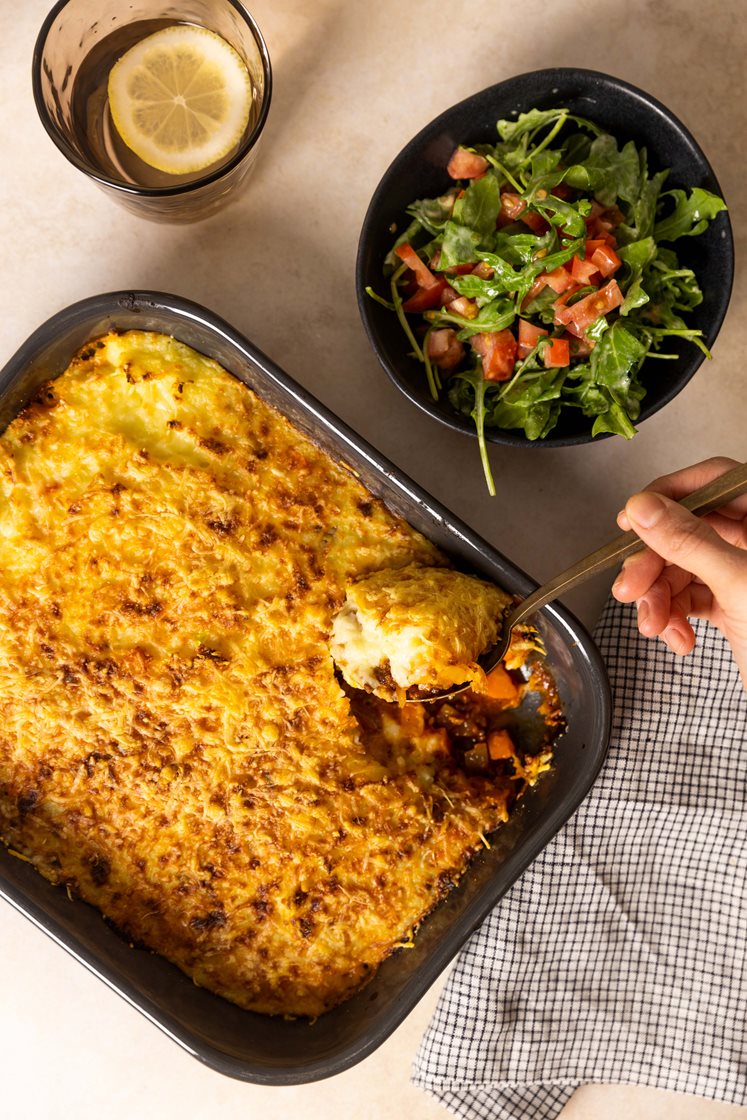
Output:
top-left (0, 331), bottom-right (553, 1017)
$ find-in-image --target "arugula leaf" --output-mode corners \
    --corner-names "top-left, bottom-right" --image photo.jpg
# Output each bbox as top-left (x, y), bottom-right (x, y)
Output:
top-left (456, 174), bottom-right (502, 238)
top-left (617, 162), bottom-right (669, 244)
top-left (653, 187), bottom-right (727, 241)
top-left (564, 135), bottom-right (641, 208)
top-left (491, 229), bottom-right (556, 266)
top-left (439, 220), bottom-right (481, 267)
top-left (617, 236), bottom-right (657, 314)
top-left (590, 321), bottom-right (647, 398)
top-left (591, 398), bottom-right (638, 439)
top-left (405, 192), bottom-right (457, 236)
top-left (448, 366), bottom-right (496, 494)
top-left (482, 367), bottom-right (567, 440)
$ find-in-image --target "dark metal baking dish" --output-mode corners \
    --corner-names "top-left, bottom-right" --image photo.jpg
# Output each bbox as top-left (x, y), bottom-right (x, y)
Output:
top-left (0, 291), bottom-right (611, 1084)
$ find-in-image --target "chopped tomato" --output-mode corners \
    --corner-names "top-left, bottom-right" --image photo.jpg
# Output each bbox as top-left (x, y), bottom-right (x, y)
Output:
top-left (499, 192), bottom-right (547, 233)
top-left (517, 318), bottom-right (548, 358)
top-left (472, 329), bottom-right (517, 381)
top-left (448, 295), bottom-right (479, 319)
top-left (542, 265), bottom-right (575, 294)
top-left (570, 254), bottom-right (600, 285)
top-left (520, 209), bottom-right (548, 234)
top-left (500, 192), bottom-right (526, 221)
top-left (471, 260), bottom-right (495, 280)
top-left (555, 279), bottom-right (624, 333)
top-left (394, 243), bottom-right (440, 290)
top-left (543, 337), bottom-right (570, 367)
top-left (447, 147), bottom-right (489, 179)
top-left (427, 329), bottom-right (464, 371)
top-left (585, 201), bottom-right (622, 244)
top-left (590, 244), bottom-right (621, 277)
top-left (550, 181), bottom-right (572, 200)
top-left (487, 728), bottom-right (516, 760)
top-left (402, 278), bottom-right (453, 312)
top-left (520, 276), bottom-right (549, 310)
top-left (566, 332), bottom-right (596, 358)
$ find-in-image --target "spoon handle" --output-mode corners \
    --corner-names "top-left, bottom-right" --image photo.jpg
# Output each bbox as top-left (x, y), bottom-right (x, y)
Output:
top-left (505, 460), bottom-right (747, 632)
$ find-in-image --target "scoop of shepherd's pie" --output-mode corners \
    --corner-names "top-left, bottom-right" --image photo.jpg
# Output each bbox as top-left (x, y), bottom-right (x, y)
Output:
top-left (330, 563), bottom-right (511, 702)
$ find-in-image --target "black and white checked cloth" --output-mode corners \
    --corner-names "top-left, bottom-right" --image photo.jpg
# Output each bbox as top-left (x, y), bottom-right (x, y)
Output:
top-left (413, 595), bottom-right (747, 1119)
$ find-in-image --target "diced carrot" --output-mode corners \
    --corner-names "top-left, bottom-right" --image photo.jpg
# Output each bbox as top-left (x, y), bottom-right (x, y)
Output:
top-left (485, 664), bottom-right (520, 702)
top-left (487, 729), bottom-right (515, 760)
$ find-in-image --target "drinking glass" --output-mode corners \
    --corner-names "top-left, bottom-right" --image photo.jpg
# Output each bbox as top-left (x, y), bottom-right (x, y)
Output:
top-left (32, 0), bottom-right (272, 223)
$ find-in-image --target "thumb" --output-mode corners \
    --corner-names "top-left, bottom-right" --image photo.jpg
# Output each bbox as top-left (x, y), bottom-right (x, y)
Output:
top-left (625, 489), bottom-right (741, 593)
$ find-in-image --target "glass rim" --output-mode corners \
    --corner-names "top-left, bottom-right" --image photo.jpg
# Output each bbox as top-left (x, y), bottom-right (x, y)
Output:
top-left (31, 0), bottom-right (273, 199)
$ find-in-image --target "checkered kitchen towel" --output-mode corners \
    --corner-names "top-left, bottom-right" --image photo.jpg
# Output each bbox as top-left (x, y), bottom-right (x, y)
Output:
top-left (413, 595), bottom-right (747, 1119)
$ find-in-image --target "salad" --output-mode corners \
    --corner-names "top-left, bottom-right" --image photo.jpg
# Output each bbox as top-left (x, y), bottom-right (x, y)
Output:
top-left (368, 108), bottom-right (726, 494)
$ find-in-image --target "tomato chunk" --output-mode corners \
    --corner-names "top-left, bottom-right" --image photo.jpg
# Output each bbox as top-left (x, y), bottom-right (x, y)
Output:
top-left (543, 337), bottom-right (570, 367)
top-left (555, 279), bottom-right (624, 333)
top-left (590, 244), bottom-right (621, 277)
top-left (448, 295), bottom-right (479, 319)
top-left (447, 147), bottom-right (489, 180)
top-left (500, 192), bottom-right (526, 221)
top-left (570, 255), bottom-right (600, 285)
top-left (499, 192), bottom-right (547, 233)
top-left (472, 329), bottom-right (517, 381)
top-left (517, 318), bottom-right (548, 358)
top-left (402, 278), bottom-right (454, 312)
top-left (427, 328), bottom-right (464, 371)
top-left (542, 265), bottom-right (575, 294)
top-left (394, 243), bottom-right (440, 290)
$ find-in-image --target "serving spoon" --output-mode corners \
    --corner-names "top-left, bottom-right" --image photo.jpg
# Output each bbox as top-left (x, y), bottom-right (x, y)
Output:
top-left (410, 461), bottom-right (747, 703)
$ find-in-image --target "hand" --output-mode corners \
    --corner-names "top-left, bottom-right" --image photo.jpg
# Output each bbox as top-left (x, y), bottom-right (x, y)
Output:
top-left (611, 457), bottom-right (747, 688)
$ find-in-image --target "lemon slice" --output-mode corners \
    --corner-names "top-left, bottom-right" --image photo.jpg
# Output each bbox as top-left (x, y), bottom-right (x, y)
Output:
top-left (108, 24), bottom-right (253, 176)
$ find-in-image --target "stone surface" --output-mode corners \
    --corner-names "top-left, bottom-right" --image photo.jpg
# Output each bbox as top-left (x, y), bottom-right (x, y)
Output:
top-left (1, 2), bottom-right (745, 1117)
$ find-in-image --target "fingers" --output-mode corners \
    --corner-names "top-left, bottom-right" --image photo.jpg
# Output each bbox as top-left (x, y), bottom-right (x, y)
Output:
top-left (617, 457), bottom-right (747, 531)
top-left (620, 490), bottom-right (744, 599)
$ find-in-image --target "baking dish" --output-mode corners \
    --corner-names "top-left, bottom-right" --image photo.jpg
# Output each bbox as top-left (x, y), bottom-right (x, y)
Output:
top-left (0, 291), bottom-right (611, 1083)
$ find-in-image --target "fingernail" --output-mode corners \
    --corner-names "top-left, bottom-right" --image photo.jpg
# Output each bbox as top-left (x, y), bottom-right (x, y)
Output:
top-left (637, 600), bottom-right (649, 627)
top-left (627, 491), bottom-right (667, 529)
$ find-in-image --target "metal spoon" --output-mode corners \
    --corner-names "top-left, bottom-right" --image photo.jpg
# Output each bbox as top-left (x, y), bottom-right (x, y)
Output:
top-left (410, 461), bottom-right (747, 703)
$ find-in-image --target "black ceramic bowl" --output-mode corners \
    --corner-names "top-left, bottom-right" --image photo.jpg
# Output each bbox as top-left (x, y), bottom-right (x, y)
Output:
top-left (356, 68), bottom-right (734, 448)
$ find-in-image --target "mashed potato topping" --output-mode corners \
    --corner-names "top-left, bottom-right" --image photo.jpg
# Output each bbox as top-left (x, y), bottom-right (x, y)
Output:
top-left (0, 330), bottom-right (561, 1017)
top-left (330, 564), bottom-right (511, 701)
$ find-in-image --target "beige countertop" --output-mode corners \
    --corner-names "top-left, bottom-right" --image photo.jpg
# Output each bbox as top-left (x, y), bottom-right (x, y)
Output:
top-left (0, 2), bottom-right (745, 1117)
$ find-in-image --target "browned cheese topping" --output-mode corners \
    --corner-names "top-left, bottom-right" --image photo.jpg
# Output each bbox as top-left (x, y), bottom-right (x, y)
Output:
top-left (0, 331), bottom-right (560, 1016)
